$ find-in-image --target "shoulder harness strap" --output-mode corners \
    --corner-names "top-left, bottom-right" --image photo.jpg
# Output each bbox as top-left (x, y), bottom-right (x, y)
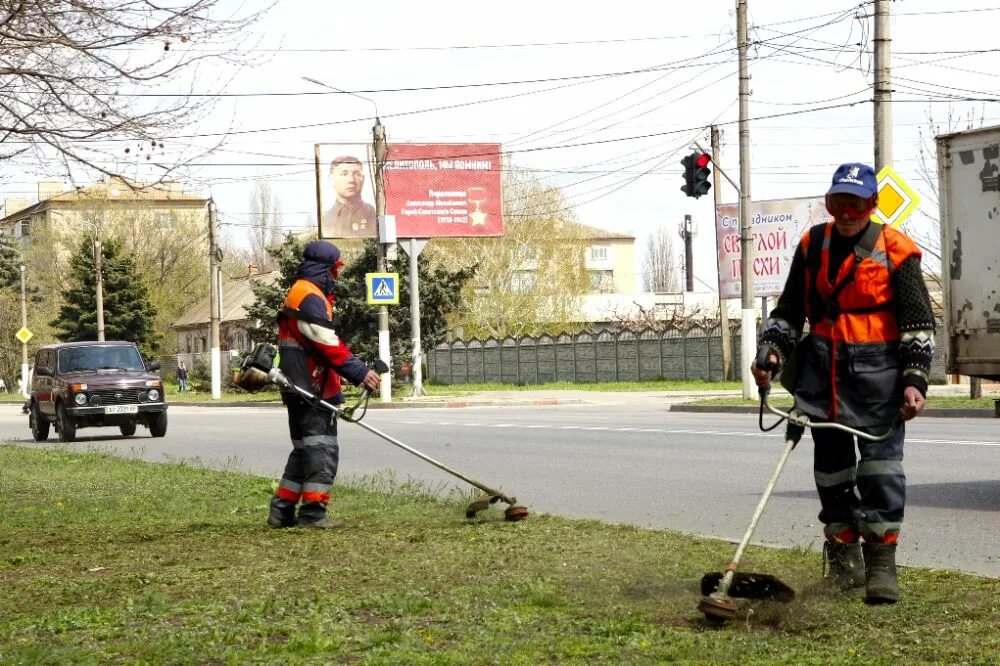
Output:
top-left (808, 222), bottom-right (891, 321)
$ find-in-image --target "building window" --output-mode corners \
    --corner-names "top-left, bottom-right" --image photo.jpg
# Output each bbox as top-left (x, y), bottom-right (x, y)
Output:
top-left (590, 270), bottom-right (614, 293)
top-left (590, 246), bottom-right (609, 262)
top-left (511, 271), bottom-right (536, 293)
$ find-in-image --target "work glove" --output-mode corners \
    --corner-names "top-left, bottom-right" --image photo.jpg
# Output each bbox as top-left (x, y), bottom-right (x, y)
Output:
top-left (750, 346), bottom-right (780, 388)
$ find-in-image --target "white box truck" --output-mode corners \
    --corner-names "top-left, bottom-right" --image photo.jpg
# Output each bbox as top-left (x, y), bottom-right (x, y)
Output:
top-left (936, 124), bottom-right (1000, 381)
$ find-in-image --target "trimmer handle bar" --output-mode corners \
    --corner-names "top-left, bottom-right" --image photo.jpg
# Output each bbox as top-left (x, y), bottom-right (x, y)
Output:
top-left (759, 385), bottom-right (899, 443)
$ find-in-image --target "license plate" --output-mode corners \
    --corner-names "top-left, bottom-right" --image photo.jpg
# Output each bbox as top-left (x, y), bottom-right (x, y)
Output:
top-left (104, 405), bottom-right (138, 415)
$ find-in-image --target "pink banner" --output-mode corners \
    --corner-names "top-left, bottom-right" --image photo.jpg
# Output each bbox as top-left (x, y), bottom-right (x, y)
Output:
top-left (384, 143), bottom-right (504, 237)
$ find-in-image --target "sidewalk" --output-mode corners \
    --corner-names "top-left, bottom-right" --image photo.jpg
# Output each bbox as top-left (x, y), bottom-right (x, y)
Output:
top-left (4, 385), bottom-right (995, 417)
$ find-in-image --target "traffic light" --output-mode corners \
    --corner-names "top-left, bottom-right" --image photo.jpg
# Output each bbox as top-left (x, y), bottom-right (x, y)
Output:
top-left (680, 151), bottom-right (712, 199)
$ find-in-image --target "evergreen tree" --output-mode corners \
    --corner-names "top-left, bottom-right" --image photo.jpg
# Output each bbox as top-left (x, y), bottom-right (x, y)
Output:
top-left (50, 236), bottom-right (160, 355)
top-left (335, 240), bottom-right (474, 367)
top-left (244, 233), bottom-right (308, 345)
top-left (245, 236), bottom-right (474, 372)
top-left (0, 235), bottom-right (23, 290)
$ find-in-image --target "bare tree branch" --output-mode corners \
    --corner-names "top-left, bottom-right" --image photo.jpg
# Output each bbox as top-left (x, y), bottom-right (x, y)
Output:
top-left (0, 0), bottom-right (268, 180)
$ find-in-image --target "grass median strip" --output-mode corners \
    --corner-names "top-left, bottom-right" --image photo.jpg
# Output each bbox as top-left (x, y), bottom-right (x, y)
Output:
top-left (2, 445), bottom-right (998, 664)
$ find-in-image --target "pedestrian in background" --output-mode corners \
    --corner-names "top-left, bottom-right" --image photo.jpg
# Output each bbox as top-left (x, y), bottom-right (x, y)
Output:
top-left (177, 361), bottom-right (188, 393)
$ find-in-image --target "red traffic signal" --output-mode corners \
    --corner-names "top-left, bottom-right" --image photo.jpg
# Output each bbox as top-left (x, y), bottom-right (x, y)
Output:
top-left (681, 152), bottom-right (712, 199)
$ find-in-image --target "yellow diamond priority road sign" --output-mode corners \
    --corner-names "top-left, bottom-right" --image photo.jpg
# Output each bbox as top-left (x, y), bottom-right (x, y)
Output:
top-left (871, 165), bottom-right (920, 229)
top-left (15, 327), bottom-right (32, 344)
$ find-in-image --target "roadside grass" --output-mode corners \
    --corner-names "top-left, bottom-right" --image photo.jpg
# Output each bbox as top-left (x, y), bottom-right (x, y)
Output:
top-left (421, 378), bottom-right (742, 394)
top-left (689, 392), bottom-right (1000, 409)
top-left (2, 446), bottom-right (999, 664)
top-left (138, 379), bottom-right (744, 405)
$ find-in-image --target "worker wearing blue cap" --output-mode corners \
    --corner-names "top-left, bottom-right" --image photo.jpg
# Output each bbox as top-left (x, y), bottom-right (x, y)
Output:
top-left (751, 163), bottom-right (936, 605)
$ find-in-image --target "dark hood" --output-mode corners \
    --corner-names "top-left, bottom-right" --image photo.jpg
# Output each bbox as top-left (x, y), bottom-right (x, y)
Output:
top-left (294, 240), bottom-right (341, 294)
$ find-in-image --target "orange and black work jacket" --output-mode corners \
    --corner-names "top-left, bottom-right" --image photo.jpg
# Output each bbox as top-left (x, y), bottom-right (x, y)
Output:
top-left (759, 221), bottom-right (936, 428)
top-left (277, 273), bottom-right (369, 403)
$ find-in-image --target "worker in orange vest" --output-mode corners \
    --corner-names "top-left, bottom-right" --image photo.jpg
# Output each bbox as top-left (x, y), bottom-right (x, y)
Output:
top-left (752, 163), bottom-right (935, 604)
top-left (268, 240), bottom-right (380, 529)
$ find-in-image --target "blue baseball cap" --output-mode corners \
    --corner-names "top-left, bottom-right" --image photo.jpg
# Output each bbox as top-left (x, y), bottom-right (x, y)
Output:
top-left (827, 162), bottom-right (878, 199)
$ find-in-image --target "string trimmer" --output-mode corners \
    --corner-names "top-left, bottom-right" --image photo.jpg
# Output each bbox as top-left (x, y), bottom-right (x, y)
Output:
top-left (236, 344), bottom-right (529, 522)
top-left (697, 350), bottom-right (899, 623)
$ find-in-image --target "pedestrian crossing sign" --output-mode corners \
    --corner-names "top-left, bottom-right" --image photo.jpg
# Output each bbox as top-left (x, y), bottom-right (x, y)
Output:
top-left (366, 272), bottom-right (399, 305)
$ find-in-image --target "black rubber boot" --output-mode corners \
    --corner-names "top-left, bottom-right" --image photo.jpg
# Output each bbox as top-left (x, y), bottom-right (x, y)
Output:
top-left (297, 515), bottom-right (346, 529)
top-left (267, 497), bottom-right (297, 528)
top-left (823, 541), bottom-right (866, 591)
top-left (863, 543), bottom-right (899, 604)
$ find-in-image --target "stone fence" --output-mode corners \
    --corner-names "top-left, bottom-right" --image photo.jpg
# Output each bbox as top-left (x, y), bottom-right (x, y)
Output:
top-left (427, 324), bottom-right (948, 385)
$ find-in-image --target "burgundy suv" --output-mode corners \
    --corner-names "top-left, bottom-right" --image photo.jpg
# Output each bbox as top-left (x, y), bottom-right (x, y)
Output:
top-left (27, 341), bottom-right (168, 443)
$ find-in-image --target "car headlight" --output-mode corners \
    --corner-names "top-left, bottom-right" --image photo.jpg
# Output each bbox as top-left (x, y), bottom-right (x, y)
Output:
top-left (74, 393), bottom-right (88, 406)
top-left (148, 388), bottom-right (160, 402)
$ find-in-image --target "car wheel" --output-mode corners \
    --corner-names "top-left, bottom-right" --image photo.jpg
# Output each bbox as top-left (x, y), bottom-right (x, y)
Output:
top-left (30, 404), bottom-right (50, 442)
top-left (119, 421), bottom-right (137, 437)
top-left (149, 411), bottom-right (167, 438)
top-left (57, 402), bottom-right (77, 443)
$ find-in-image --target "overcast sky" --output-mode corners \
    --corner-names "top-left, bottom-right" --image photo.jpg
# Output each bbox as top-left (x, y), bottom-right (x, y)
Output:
top-left (5, 0), bottom-right (999, 290)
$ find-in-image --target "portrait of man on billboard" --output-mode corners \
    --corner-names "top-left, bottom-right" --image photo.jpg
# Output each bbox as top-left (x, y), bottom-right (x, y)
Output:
top-left (316, 144), bottom-right (377, 239)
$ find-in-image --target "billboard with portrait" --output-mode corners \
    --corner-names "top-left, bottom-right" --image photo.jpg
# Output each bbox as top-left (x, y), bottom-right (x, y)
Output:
top-left (315, 143), bottom-right (377, 239)
top-left (315, 142), bottom-right (504, 240)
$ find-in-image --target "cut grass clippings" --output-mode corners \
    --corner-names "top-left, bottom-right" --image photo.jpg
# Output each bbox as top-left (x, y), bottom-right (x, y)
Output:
top-left (2, 446), bottom-right (999, 664)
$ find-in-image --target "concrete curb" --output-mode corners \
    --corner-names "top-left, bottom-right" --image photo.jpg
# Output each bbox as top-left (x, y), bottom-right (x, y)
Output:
top-left (669, 404), bottom-right (997, 418)
top-left (162, 398), bottom-right (588, 409)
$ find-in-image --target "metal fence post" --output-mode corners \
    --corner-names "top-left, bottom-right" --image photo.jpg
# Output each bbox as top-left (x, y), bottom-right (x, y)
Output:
top-left (657, 330), bottom-right (664, 379)
top-left (515, 339), bottom-right (521, 383)
top-left (449, 343), bottom-right (454, 384)
top-left (635, 333), bottom-right (641, 381)
top-left (571, 335), bottom-right (577, 382)
top-left (706, 329), bottom-right (713, 382)
top-left (535, 339), bottom-right (540, 384)
top-left (682, 329), bottom-right (688, 381)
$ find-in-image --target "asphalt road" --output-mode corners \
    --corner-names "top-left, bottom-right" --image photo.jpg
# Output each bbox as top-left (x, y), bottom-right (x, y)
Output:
top-left (2, 401), bottom-right (998, 577)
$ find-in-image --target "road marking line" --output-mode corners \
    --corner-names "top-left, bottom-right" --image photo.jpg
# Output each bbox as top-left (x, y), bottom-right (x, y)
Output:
top-left (356, 417), bottom-right (1000, 446)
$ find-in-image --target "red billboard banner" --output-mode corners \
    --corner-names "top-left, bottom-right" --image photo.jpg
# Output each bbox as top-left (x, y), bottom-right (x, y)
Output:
top-left (384, 143), bottom-right (504, 237)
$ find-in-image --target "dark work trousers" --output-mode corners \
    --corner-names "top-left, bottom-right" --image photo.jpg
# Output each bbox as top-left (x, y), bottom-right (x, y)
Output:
top-left (812, 422), bottom-right (906, 544)
top-left (269, 392), bottom-right (340, 524)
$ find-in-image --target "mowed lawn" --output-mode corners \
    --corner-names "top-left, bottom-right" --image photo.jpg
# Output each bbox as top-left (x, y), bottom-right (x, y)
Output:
top-left (2, 445), bottom-right (998, 665)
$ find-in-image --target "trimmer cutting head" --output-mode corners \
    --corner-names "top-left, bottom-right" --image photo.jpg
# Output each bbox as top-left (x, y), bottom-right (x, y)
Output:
top-left (698, 572), bottom-right (795, 622)
top-left (465, 494), bottom-right (529, 522)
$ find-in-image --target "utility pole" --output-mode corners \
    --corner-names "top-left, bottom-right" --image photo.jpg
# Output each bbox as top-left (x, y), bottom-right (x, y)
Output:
top-left (208, 199), bottom-right (221, 400)
top-left (679, 214), bottom-right (694, 292)
top-left (373, 119), bottom-right (392, 402)
top-left (403, 238), bottom-right (428, 397)
top-left (711, 125), bottom-right (733, 380)
top-left (737, 0), bottom-right (755, 399)
top-left (873, 0), bottom-right (893, 171)
top-left (94, 236), bottom-right (105, 341)
top-left (20, 264), bottom-right (28, 397)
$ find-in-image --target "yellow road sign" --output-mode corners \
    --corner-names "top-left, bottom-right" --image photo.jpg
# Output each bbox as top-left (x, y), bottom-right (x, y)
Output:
top-left (15, 327), bottom-right (32, 344)
top-left (871, 165), bottom-right (920, 229)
